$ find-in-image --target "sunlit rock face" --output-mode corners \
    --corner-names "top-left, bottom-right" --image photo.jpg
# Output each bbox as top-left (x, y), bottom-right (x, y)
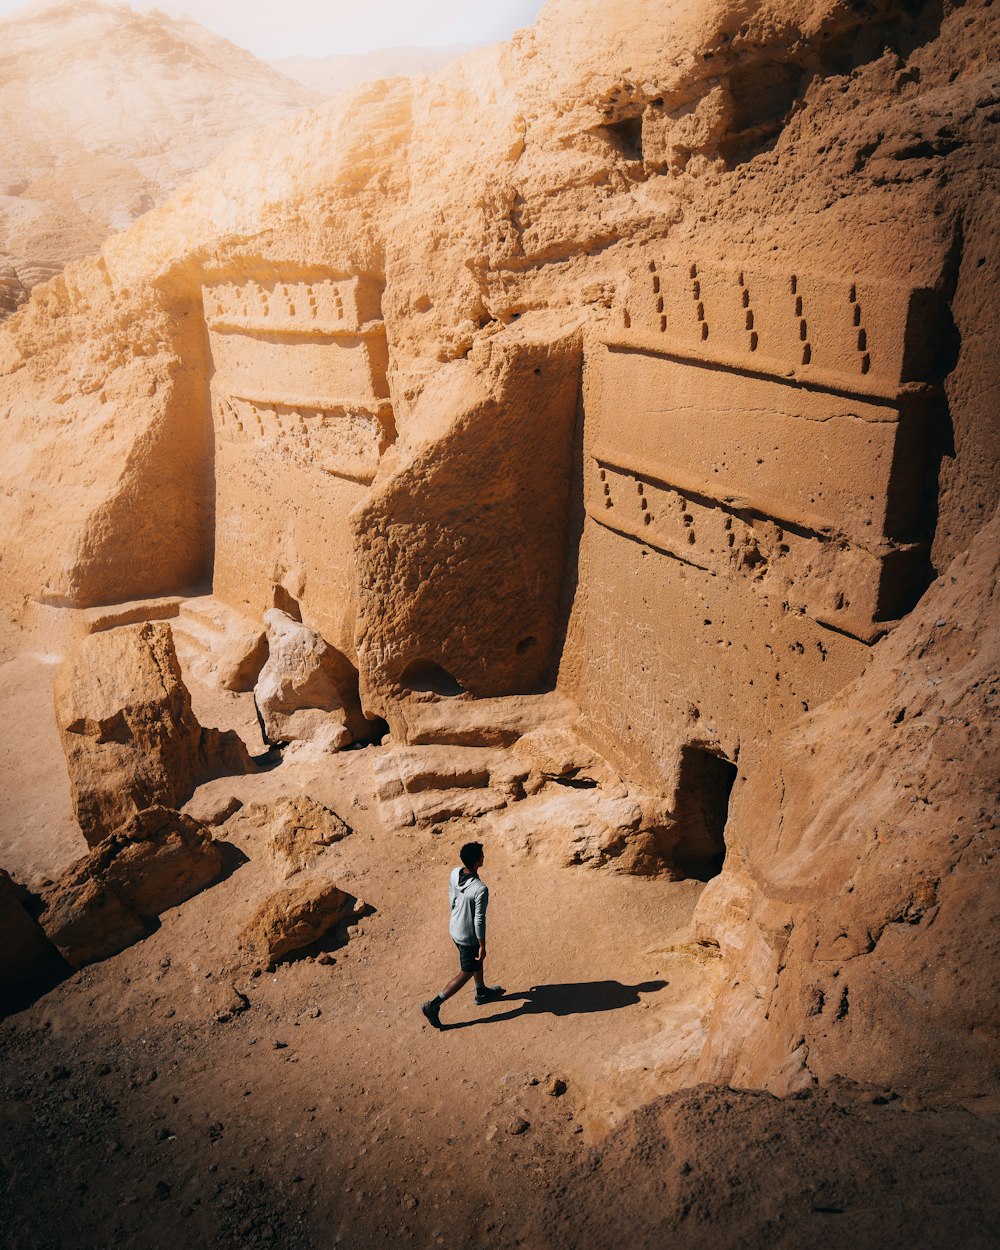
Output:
top-left (0, 0), bottom-right (998, 1112)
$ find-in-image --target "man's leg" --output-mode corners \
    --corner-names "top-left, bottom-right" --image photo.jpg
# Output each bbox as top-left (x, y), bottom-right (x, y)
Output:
top-left (438, 969), bottom-right (475, 1001)
top-left (421, 960), bottom-right (475, 1029)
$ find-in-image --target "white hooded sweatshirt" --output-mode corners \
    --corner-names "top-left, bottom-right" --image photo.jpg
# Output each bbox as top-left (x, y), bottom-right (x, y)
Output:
top-left (448, 866), bottom-right (488, 946)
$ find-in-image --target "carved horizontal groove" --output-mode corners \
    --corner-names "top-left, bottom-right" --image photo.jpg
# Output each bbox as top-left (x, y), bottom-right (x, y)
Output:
top-left (205, 317), bottom-right (388, 340)
top-left (589, 446), bottom-right (908, 561)
top-left (587, 503), bottom-right (716, 575)
top-left (227, 390), bottom-right (393, 419)
top-left (602, 334), bottom-right (935, 410)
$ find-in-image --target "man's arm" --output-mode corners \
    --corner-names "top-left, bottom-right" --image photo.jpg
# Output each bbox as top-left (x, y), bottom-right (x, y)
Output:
top-left (474, 885), bottom-right (488, 959)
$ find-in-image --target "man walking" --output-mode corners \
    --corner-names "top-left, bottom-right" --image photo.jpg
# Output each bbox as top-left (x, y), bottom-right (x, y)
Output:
top-left (421, 841), bottom-right (504, 1029)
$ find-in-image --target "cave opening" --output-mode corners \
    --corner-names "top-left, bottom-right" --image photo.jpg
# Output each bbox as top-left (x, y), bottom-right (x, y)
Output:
top-left (399, 659), bottom-right (466, 697)
top-left (672, 746), bottom-right (738, 881)
top-left (602, 115), bottom-right (644, 161)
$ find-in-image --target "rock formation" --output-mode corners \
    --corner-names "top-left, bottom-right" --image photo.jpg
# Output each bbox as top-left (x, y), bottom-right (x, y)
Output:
top-left (54, 621), bottom-right (254, 843)
top-left (0, 0), bottom-right (998, 1244)
top-left (687, 507), bottom-right (1000, 1102)
top-left (237, 876), bottom-right (356, 970)
top-left (252, 795), bottom-right (352, 880)
top-left (254, 609), bottom-right (371, 748)
top-left (38, 806), bottom-right (224, 968)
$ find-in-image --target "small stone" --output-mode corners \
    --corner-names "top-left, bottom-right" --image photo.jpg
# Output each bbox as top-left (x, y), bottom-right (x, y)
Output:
top-left (273, 1040), bottom-right (288, 1050)
top-left (154, 1127), bottom-right (171, 1141)
top-left (402, 1193), bottom-right (419, 1211)
top-left (935, 619), bottom-right (947, 627)
top-left (527, 1077), bottom-right (540, 1086)
top-left (160, 957), bottom-right (171, 969)
top-left (547, 1077), bottom-right (567, 1096)
top-left (155, 1180), bottom-right (171, 1200)
top-left (509, 1117), bottom-right (530, 1135)
top-left (317, 954), bottom-right (335, 966)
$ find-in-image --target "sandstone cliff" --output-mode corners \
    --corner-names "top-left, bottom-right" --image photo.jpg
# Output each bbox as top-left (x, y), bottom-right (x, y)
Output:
top-left (0, 2), bottom-right (998, 1243)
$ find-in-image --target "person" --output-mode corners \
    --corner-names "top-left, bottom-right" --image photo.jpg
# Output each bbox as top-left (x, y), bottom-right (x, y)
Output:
top-left (421, 841), bottom-right (504, 1029)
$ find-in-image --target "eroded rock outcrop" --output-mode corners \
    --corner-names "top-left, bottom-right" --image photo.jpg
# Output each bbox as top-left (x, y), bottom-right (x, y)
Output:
top-left (254, 609), bottom-right (370, 748)
top-left (237, 876), bottom-right (356, 970)
top-left (54, 622), bottom-right (254, 844)
top-left (688, 508), bottom-right (1000, 1103)
top-left (39, 806), bottom-right (224, 968)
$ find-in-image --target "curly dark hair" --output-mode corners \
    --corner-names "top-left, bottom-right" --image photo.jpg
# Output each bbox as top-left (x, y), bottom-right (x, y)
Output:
top-left (460, 841), bottom-right (484, 869)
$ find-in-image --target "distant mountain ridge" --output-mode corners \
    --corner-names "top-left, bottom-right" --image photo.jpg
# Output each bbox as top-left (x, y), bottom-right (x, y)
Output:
top-left (0, 0), bottom-right (322, 313)
top-left (271, 44), bottom-right (475, 96)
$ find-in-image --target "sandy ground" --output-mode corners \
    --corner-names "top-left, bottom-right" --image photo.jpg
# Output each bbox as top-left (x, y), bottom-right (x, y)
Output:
top-left (0, 660), bottom-right (710, 1248)
top-left (5, 661), bottom-right (998, 1250)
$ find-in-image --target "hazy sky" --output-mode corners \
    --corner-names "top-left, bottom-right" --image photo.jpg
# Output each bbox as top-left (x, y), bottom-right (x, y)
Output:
top-left (5, 0), bottom-right (550, 58)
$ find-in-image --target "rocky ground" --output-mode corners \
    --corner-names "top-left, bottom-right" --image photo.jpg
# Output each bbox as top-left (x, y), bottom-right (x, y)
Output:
top-left (2, 670), bottom-right (998, 1250)
top-left (0, 670), bottom-right (710, 1249)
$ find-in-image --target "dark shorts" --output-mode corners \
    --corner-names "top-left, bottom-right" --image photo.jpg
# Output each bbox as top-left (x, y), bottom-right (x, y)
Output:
top-left (454, 941), bottom-right (482, 972)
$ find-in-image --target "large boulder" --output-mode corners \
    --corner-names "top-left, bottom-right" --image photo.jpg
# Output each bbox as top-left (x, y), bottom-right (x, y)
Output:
top-left (237, 875), bottom-right (355, 969)
top-left (54, 621), bottom-right (254, 845)
top-left (39, 806), bottom-right (224, 968)
top-left (253, 609), bottom-right (370, 749)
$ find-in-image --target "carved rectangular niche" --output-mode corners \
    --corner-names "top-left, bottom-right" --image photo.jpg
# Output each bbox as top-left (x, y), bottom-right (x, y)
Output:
top-left (203, 272), bottom-right (393, 484)
top-left (588, 257), bottom-right (937, 642)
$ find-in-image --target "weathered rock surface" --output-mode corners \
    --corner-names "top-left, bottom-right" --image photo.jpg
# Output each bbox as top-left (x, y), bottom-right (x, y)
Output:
top-left (254, 609), bottom-right (370, 748)
top-left (39, 806), bottom-right (224, 968)
top-left (242, 795), bottom-right (352, 879)
top-left (54, 622), bottom-right (254, 844)
top-left (688, 508), bottom-right (1000, 1104)
top-left (171, 596), bottom-right (268, 693)
top-left (237, 876), bottom-right (355, 969)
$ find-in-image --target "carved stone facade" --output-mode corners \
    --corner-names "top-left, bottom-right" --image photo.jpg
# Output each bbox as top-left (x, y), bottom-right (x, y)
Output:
top-left (560, 255), bottom-right (938, 791)
top-left (202, 271), bottom-right (393, 655)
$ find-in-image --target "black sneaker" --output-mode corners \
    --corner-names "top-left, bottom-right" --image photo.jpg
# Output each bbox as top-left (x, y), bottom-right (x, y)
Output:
top-left (421, 999), bottom-right (442, 1029)
top-left (474, 984), bottom-right (505, 1005)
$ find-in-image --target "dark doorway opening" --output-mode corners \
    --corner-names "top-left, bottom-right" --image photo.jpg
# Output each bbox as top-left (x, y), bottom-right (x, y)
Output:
top-left (672, 747), bottom-right (738, 881)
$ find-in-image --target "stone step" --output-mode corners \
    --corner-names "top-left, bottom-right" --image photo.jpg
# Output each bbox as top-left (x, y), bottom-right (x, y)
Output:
top-left (370, 744), bottom-right (529, 829)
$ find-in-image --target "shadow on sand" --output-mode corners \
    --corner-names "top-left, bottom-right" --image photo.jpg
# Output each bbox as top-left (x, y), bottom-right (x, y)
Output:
top-left (442, 979), bottom-right (668, 1029)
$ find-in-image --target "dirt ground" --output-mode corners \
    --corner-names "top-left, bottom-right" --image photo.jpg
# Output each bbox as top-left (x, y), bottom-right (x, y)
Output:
top-left (0, 665), bottom-right (712, 1249)
top-left (3, 666), bottom-right (998, 1250)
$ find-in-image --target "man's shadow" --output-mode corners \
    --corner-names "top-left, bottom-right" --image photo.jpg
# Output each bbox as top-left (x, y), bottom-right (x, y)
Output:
top-left (443, 979), bottom-right (668, 1029)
